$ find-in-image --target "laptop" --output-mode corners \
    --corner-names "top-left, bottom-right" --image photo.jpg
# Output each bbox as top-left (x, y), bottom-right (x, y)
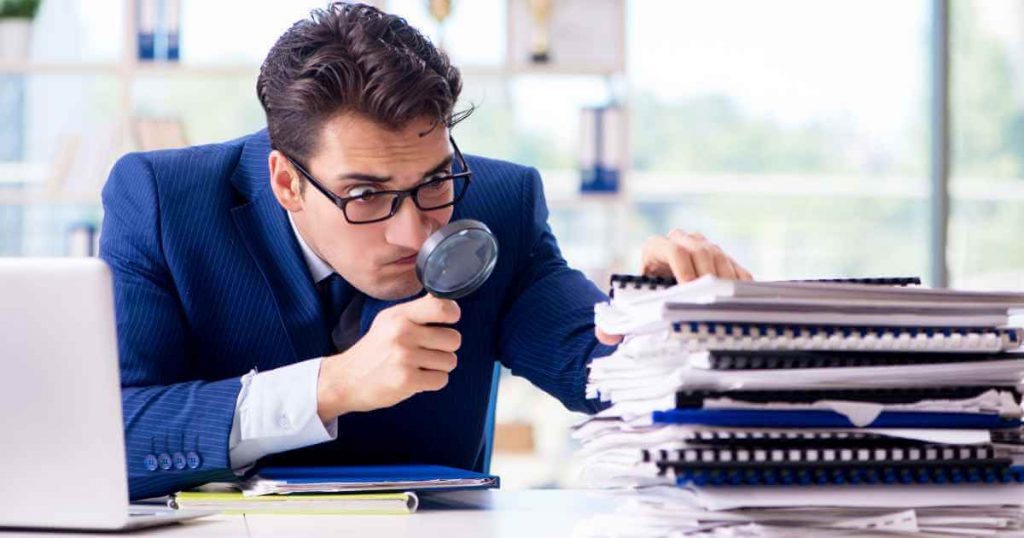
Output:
top-left (0, 258), bottom-right (213, 530)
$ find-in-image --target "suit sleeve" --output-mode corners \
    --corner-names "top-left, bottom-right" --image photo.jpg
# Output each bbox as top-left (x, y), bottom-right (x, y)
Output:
top-left (496, 167), bottom-right (615, 414)
top-left (100, 153), bottom-right (242, 500)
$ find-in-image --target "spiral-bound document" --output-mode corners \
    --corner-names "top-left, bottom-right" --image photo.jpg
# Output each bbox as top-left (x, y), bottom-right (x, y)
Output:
top-left (607, 274), bottom-right (1024, 305)
top-left (599, 301), bottom-right (1024, 340)
top-left (609, 274), bottom-right (924, 298)
top-left (687, 350), bottom-right (1024, 370)
top-left (646, 442), bottom-right (1024, 488)
top-left (650, 408), bottom-right (1022, 430)
top-left (674, 386), bottom-right (1020, 408)
top-left (689, 322), bottom-right (1020, 352)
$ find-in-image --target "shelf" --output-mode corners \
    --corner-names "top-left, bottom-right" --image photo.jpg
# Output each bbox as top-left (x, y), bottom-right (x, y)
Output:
top-left (132, 63), bottom-right (260, 78)
top-left (547, 193), bottom-right (626, 209)
top-left (0, 60), bottom-right (262, 78)
top-left (544, 171), bottom-right (1024, 205)
top-left (0, 162), bottom-right (48, 184)
top-left (0, 62), bottom-right (123, 75)
top-left (461, 64), bottom-right (623, 78)
top-left (626, 173), bottom-right (929, 201)
top-left (627, 173), bottom-right (1024, 202)
top-left (0, 60), bottom-right (619, 79)
top-left (0, 191), bottom-right (100, 206)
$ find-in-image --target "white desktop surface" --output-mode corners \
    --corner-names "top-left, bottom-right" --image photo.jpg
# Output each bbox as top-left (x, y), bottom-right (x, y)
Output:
top-left (0, 490), bottom-right (615, 538)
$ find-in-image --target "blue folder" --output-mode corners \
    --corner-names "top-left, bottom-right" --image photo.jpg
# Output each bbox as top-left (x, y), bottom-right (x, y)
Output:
top-left (651, 408), bottom-right (1021, 429)
top-left (246, 464), bottom-right (499, 495)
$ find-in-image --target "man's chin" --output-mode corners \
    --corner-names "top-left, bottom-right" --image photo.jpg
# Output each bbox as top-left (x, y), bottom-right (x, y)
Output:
top-left (366, 279), bottom-right (423, 302)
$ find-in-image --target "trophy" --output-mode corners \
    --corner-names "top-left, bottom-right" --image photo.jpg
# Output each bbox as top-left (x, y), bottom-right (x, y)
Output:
top-left (428, 0), bottom-right (453, 50)
top-left (527, 0), bottom-right (553, 63)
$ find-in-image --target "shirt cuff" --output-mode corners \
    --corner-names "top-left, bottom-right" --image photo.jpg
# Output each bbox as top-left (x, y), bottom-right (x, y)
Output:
top-left (228, 357), bottom-right (339, 471)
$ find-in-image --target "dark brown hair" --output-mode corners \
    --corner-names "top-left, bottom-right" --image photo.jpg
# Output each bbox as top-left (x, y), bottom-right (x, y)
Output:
top-left (257, 2), bottom-right (470, 162)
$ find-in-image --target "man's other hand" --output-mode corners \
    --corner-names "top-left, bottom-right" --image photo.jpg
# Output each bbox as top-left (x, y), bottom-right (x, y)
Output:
top-left (595, 229), bottom-right (753, 346)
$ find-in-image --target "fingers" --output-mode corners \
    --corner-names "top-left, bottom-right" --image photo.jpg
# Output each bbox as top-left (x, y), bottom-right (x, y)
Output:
top-left (412, 348), bottom-right (458, 373)
top-left (639, 236), bottom-right (670, 278)
top-left (402, 295), bottom-right (461, 326)
top-left (412, 369), bottom-right (450, 393)
top-left (710, 245), bottom-right (738, 280)
top-left (405, 324), bottom-right (462, 352)
top-left (641, 229), bottom-right (754, 283)
top-left (643, 235), bottom-right (697, 282)
top-left (668, 230), bottom-right (716, 278)
top-left (734, 262), bottom-right (754, 281)
top-left (393, 348), bottom-right (456, 394)
top-left (596, 327), bottom-right (623, 346)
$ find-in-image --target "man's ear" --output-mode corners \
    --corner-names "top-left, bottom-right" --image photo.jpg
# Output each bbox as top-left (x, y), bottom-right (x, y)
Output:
top-left (268, 150), bottom-right (304, 212)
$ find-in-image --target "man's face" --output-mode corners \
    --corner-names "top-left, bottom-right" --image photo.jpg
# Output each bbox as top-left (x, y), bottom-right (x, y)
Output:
top-left (281, 114), bottom-right (454, 301)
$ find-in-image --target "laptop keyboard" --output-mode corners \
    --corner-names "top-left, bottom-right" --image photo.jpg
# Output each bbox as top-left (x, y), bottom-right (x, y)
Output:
top-left (129, 506), bottom-right (176, 517)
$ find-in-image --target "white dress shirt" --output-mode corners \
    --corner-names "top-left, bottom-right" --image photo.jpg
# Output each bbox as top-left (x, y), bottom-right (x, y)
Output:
top-left (227, 215), bottom-right (341, 471)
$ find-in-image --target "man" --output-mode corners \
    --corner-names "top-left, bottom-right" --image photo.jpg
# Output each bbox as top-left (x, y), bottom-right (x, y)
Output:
top-left (100, 3), bottom-right (751, 500)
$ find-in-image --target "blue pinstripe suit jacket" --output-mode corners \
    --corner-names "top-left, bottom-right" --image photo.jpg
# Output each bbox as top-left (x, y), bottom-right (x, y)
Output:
top-left (99, 129), bottom-right (614, 500)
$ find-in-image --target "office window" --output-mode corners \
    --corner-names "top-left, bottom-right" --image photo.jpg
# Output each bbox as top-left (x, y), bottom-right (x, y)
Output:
top-left (949, 0), bottom-right (1024, 289)
top-left (626, 0), bottom-right (931, 282)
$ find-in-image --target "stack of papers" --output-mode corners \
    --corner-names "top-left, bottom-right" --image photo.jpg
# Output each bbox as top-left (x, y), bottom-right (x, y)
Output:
top-left (574, 275), bottom-right (1024, 537)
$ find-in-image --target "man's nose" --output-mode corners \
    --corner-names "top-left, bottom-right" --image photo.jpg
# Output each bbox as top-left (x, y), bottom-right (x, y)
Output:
top-left (384, 195), bottom-right (430, 251)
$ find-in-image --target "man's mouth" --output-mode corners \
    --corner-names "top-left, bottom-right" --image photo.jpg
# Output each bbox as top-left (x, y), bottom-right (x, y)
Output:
top-left (391, 253), bottom-right (418, 265)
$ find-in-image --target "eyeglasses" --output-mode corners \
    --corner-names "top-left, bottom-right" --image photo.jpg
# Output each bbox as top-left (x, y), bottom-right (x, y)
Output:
top-left (284, 137), bottom-right (472, 225)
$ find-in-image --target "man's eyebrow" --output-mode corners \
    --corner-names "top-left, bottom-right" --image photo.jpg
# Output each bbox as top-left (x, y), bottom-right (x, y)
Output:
top-left (329, 155), bottom-right (453, 184)
top-left (334, 172), bottom-right (391, 183)
top-left (422, 155), bottom-right (454, 178)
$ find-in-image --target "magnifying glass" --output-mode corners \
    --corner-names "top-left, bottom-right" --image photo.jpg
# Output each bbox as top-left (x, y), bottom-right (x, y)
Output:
top-left (416, 219), bottom-right (499, 299)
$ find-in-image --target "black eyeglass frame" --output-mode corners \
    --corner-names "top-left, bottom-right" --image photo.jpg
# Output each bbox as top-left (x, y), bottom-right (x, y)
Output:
top-left (284, 136), bottom-right (473, 225)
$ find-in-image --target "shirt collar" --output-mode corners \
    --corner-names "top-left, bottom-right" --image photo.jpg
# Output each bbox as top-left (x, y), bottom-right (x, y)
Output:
top-left (288, 213), bottom-right (335, 284)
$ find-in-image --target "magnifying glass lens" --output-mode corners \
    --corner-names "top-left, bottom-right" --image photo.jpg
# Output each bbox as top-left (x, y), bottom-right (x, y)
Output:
top-left (417, 220), bottom-right (498, 299)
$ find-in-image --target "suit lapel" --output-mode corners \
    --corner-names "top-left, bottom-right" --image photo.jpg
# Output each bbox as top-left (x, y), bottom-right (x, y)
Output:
top-left (229, 131), bottom-right (340, 361)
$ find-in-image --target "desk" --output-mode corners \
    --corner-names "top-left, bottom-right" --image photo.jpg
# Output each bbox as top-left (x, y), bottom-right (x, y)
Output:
top-left (0, 490), bottom-right (615, 538)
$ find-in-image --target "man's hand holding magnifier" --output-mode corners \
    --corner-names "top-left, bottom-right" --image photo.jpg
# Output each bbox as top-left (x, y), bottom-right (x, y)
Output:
top-left (595, 229), bottom-right (754, 346)
top-left (316, 294), bottom-right (462, 423)
top-left (317, 220), bottom-right (498, 423)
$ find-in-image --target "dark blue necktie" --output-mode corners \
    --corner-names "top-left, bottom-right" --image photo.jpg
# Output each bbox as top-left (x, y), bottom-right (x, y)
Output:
top-left (316, 273), bottom-right (353, 341)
